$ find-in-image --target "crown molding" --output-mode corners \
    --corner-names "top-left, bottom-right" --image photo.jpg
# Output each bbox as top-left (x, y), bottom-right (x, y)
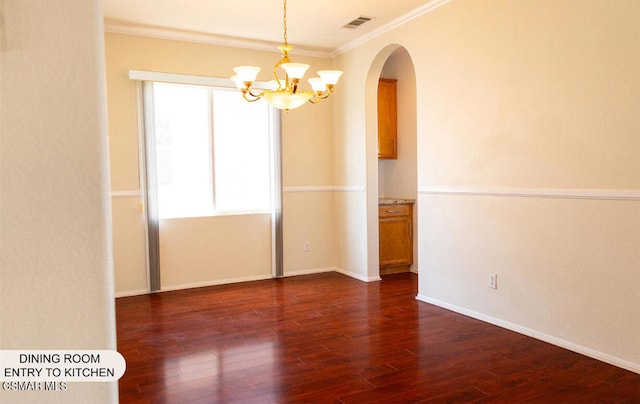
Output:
top-left (104, 22), bottom-right (333, 59)
top-left (331, 0), bottom-right (452, 57)
top-left (105, 0), bottom-right (451, 60)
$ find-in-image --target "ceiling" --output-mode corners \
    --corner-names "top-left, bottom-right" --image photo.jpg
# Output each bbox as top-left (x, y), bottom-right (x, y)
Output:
top-left (103, 0), bottom-right (439, 55)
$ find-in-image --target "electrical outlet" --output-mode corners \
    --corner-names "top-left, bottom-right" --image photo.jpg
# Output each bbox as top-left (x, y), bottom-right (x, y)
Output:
top-left (304, 241), bottom-right (310, 252)
top-left (489, 274), bottom-right (498, 289)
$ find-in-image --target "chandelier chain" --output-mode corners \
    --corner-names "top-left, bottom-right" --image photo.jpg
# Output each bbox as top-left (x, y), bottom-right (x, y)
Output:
top-left (282, 0), bottom-right (288, 45)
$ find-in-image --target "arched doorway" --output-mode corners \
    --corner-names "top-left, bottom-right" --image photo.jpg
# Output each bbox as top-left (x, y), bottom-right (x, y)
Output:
top-left (365, 45), bottom-right (418, 280)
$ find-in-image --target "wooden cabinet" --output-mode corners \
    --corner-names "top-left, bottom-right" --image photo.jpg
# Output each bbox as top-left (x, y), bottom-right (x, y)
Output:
top-left (379, 203), bottom-right (413, 274)
top-left (377, 78), bottom-right (397, 159)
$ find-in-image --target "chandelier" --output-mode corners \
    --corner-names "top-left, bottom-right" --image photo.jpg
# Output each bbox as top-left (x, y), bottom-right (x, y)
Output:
top-left (231, 0), bottom-right (343, 111)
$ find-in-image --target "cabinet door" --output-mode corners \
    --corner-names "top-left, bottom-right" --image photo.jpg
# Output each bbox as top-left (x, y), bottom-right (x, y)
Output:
top-left (377, 78), bottom-right (397, 159)
top-left (379, 215), bottom-right (412, 267)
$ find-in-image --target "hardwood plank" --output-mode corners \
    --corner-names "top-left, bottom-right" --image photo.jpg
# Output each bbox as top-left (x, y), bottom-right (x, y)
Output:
top-left (116, 272), bottom-right (640, 403)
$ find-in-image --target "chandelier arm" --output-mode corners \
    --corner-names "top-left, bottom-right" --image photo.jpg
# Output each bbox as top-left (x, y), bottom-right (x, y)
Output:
top-left (308, 92), bottom-right (329, 104)
top-left (273, 51), bottom-right (291, 90)
top-left (242, 88), bottom-right (264, 102)
top-left (317, 89), bottom-right (332, 100)
top-left (242, 93), bottom-right (262, 103)
top-left (272, 58), bottom-right (289, 90)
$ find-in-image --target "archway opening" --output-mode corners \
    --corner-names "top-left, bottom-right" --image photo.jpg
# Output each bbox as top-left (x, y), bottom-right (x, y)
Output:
top-left (365, 45), bottom-right (418, 280)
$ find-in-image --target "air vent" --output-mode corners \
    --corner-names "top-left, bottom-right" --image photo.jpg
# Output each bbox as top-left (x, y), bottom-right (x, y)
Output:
top-left (343, 16), bottom-right (373, 29)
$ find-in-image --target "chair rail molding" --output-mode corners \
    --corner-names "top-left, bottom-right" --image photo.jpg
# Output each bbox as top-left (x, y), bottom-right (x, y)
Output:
top-left (418, 186), bottom-right (640, 201)
top-left (284, 185), bottom-right (366, 193)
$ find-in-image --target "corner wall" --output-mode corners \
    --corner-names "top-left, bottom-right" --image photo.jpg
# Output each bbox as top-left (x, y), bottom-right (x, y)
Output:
top-left (0, 0), bottom-right (118, 402)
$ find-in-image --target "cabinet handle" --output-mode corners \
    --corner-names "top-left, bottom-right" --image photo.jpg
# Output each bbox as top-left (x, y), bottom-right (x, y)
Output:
top-left (408, 221), bottom-right (412, 238)
top-left (386, 209), bottom-right (403, 213)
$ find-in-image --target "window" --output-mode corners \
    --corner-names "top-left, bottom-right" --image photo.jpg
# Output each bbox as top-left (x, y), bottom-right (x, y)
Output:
top-left (147, 82), bottom-right (275, 219)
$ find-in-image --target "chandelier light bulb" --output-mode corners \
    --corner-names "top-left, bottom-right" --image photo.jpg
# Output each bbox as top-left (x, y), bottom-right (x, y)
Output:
top-left (281, 63), bottom-right (310, 80)
top-left (317, 70), bottom-right (343, 86)
top-left (230, 75), bottom-right (244, 90)
top-left (233, 66), bottom-right (260, 84)
top-left (308, 77), bottom-right (327, 93)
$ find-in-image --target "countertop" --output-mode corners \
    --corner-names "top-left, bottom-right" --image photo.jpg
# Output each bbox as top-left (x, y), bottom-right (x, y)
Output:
top-left (378, 197), bottom-right (415, 206)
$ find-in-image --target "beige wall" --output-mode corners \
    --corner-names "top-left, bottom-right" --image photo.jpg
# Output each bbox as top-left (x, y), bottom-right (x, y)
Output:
top-left (104, 33), bottom-right (339, 293)
top-left (281, 97), bottom-right (337, 274)
top-left (159, 215), bottom-right (272, 288)
top-left (0, 0), bottom-right (117, 402)
top-left (283, 192), bottom-right (336, 274)
top-left (333, 0), bottom-right (640, 371)
top-left (412, 0), bottom-right (640, 190)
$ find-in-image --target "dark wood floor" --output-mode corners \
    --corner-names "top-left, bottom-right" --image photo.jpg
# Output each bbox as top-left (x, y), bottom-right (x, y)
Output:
top-left (116, 272), bottom-right (640, 403)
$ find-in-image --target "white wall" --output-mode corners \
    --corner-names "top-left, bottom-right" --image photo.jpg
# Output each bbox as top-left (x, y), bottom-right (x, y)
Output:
top-left (0, 0), bottom-right (118, 402)
top-left (334, 0), bottom-right (640, 372)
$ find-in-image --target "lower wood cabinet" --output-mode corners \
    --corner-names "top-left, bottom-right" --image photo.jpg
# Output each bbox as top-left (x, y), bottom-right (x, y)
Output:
top-left (379, 203), bottom-right (413, 274)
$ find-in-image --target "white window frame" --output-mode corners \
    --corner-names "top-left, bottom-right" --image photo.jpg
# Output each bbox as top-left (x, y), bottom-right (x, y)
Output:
top-left (132, 70), bottom-right (278, 218)
top-left (130, 70), bottom-right (284, 290)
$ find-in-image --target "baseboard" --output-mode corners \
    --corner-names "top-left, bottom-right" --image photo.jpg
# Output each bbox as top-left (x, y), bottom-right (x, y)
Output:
top-left (416, 294), bottom-right (640, 375)
top-left (114, 289), bottom-right (149, 298)
top-left (161, 274), bottom-right (274, 292)
top-left (116, 268), bottom-right (350, 297)
top-left (115, 274), bottom-right (277, 296)
top-left (335, 267), bottom-right (381, 282)
top-left (283, 267), bottom-right (336, 277)
top-left (283, 266), bottom-right (382, 283)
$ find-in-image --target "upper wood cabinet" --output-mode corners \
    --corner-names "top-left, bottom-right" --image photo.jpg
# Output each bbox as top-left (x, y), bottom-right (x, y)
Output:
top-left (377, 78), bottom-right (398, 160)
